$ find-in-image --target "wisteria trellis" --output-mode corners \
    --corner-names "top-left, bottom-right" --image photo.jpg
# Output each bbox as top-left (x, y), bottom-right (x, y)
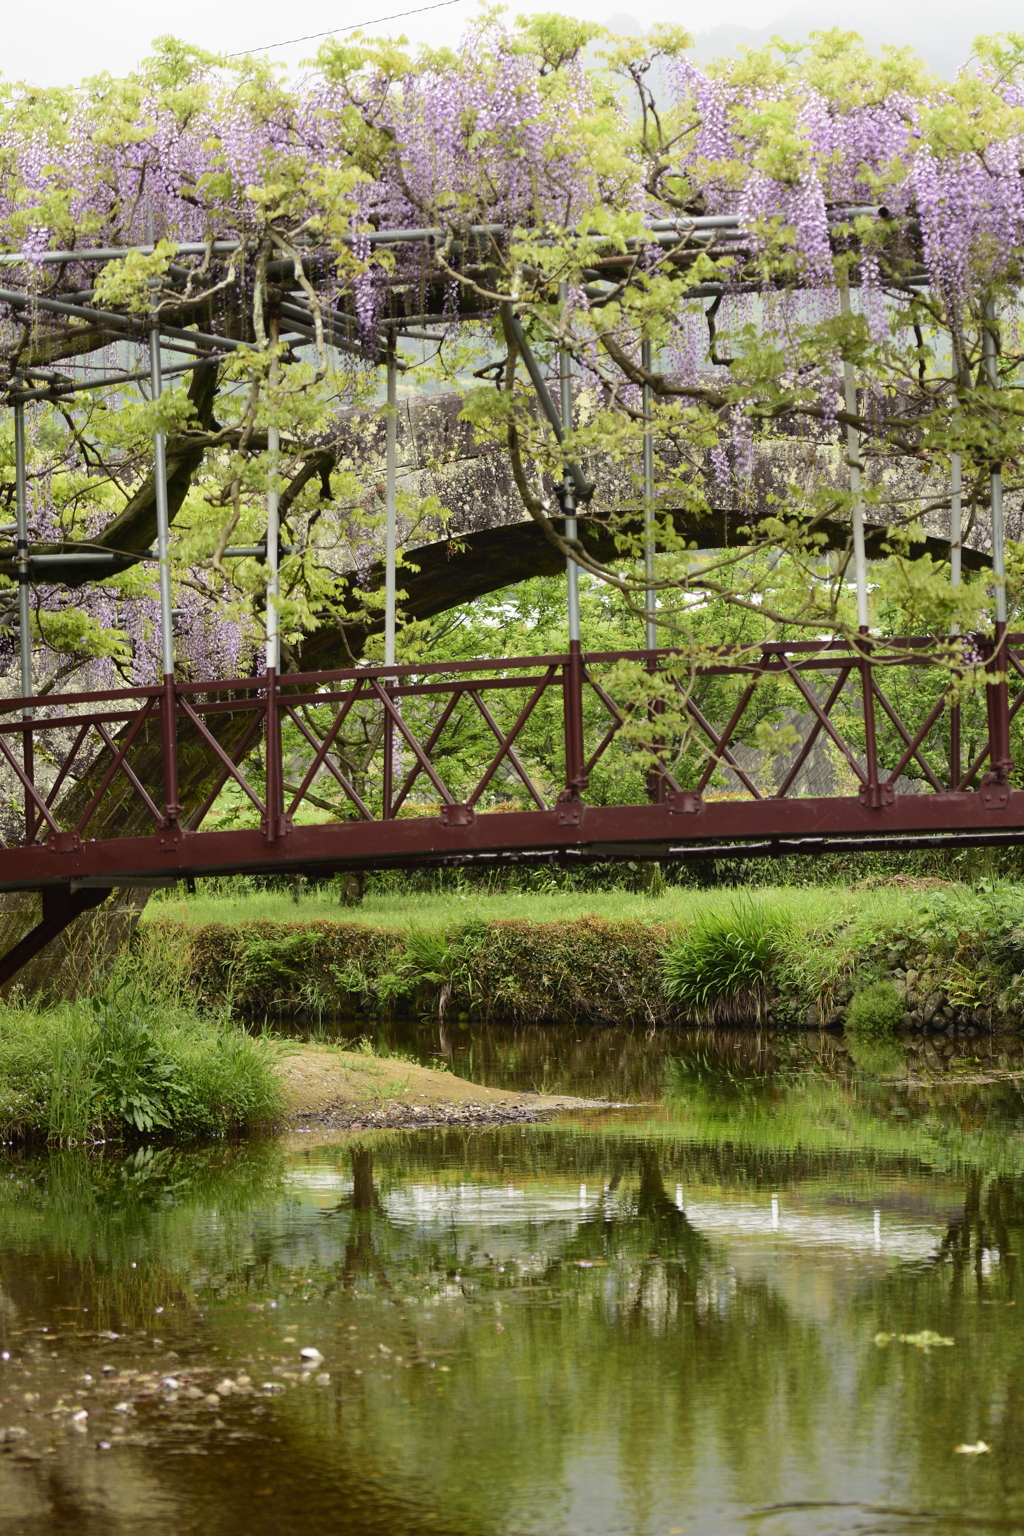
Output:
top-left (1, 15), bottom-right (1024, 693)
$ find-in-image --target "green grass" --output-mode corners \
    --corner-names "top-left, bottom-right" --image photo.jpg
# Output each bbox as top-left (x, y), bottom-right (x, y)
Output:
top-left (0, 975), bottom-right (282, 1143)
top-left (146, 881), bottom-right (924, 933)
top-left (662, 899), bottom-right (792, 1022)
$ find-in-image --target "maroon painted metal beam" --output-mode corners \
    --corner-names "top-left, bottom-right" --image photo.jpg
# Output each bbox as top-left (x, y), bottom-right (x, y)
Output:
top-left (0, 790), bottom-right (1022, 896)
top-left (0, 886), bottom-right (109, 989)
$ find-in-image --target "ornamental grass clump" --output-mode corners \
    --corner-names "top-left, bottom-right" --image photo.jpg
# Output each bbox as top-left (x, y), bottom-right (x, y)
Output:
top-left (661, 902), bottom-right (792, 1023)
top-left (0, 979), bottom-right (281, 1143)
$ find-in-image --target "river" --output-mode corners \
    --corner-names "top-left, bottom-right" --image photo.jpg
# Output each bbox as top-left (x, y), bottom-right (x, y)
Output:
top-left (2, 1026), bottom-right (1024, 1534)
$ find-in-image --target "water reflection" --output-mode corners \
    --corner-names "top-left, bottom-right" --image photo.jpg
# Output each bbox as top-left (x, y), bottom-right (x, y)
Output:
top-left (278, 1014), bottom-right (1024, 1100)
top-left (3, 1062), bottom-right (1024, 1532)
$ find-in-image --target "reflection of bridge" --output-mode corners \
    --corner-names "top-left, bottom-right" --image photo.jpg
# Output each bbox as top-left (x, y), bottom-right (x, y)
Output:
top-left (2, 629), bottom-right (1023, 983)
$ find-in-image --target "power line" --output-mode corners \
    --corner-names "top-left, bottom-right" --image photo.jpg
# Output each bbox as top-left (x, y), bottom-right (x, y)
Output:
top-left (226, 0), bottom-right (468, 58)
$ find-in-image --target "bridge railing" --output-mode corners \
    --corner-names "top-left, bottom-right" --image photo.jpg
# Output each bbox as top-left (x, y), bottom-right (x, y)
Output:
top-left (0, 634), bottom-right (1018, 852)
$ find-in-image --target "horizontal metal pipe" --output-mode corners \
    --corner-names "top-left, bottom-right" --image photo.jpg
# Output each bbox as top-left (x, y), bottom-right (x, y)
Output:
top-left (278, 305), bottom-right (408, 369)
top-left (25, 553), bottom-right (119, 566)
top-left (0, 241), bottom-right (243, 266)
top-left (381, 312), bottom-right (484, 327)
top-left (0, 208), bottom-right (895, 271)
top-left (0, 543), bottom-right (297, 569)
top-left (0, 286), bottom-right (246, 355)
top-left (9, 355), bottom-right (219, 402)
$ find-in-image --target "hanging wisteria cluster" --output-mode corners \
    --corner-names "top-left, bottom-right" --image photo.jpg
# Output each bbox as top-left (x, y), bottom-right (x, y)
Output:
top-left (2, 14), bottom-right (1024, 678)
top-left (0, 25), bottom-right (1020, 306)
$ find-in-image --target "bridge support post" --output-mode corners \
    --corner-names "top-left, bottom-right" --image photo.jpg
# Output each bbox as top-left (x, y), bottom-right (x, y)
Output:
top-left (858, 639), bottom-right (883, 806)
top-left (264, 664), bottom-right (284, 839)
top-left (0, 886), bottom-right (109, 991)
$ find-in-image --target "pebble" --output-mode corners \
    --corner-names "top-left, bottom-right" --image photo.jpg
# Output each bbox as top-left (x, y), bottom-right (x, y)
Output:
top-left (292, 1100), bottom-right (559, 1132)
top-left (299, 1348), bottom-right (324, 1366)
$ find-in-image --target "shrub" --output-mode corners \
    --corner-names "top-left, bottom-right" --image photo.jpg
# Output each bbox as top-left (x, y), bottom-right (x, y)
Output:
top-left (661, 902), bottom-right (790, 1023)
top-left (845, 980), bottom-right (905, 1040)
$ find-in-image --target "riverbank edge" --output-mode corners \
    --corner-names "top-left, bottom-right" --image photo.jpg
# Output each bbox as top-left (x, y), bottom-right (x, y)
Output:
top-left (140, 910), bottom-right (1024, 1034)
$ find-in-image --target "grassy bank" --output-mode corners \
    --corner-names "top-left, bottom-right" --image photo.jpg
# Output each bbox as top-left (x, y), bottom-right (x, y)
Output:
top-left (140, 878), bottom-right (1024, 1032)
top-left (0, 980), bottom-right (282, 1143)
top-left (146, 882), bottom-right (911, 932)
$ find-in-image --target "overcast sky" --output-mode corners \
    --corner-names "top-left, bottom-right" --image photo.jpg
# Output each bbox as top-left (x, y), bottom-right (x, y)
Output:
top-left (3, 0), bottom-right (1022, 88)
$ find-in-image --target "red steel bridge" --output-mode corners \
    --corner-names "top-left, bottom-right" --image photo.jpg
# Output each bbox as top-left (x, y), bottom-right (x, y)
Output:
top-left (0, 628), bottom-right (1019, 985)
top-left (0, 212), bottom-right (1019, 983)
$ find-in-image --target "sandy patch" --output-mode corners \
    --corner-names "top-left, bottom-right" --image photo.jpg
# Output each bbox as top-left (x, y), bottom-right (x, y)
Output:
top-left (273, 1045), bottom-right (597, 1123)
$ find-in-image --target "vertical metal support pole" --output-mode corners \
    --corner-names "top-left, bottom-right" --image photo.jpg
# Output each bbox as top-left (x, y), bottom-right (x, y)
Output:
top-left (265, 317), bottom-right (281, 676)
top-left (560, 292), bottom-right (581, 652)
top-left (385, 338), bottom-right (397, 668)
top-left (642, 338), bottom-right (665, 803)
top-left (149, 325), bottom-right (179, 825)
top-left (559, 285), bottom-right (586, 796)
top-left (839, 284), bottom-right (870, 632)
top-left (13, 401), bottom-right (33, 839)
top-left (983, 301), bottom-right (1012, 783)
top-left (383, 336), bottom-right (398, 817)
top-left (264, 313), bottom-right (283, 841)
top-left (642, 339), bottom-right (657, 652)
top-left (949, 452), bottom-right (962, 787)
top-left (840, 283), bottom-right (880, 803)
top-left (950, 453), bottom-right (962, 596)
